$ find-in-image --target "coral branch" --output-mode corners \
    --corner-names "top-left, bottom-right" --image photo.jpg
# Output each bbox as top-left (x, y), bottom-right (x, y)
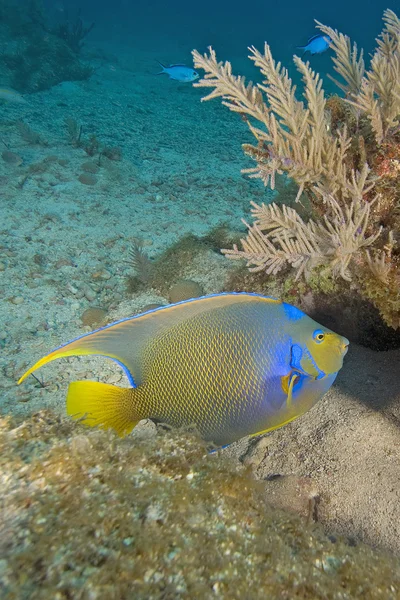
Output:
top-left (193, 10), bottom-right (400, 328)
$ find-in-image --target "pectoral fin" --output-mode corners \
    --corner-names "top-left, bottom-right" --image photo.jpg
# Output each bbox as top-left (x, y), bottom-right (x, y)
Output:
top-left (281, 371), bottom-right (301, 408)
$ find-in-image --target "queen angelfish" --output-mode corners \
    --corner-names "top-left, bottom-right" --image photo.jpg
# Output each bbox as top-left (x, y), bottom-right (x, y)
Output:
top-left (18, 293), bottom-right (349, 447)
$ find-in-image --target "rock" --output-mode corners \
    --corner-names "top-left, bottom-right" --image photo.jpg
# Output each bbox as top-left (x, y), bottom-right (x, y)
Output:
top-left (168, 280), bottom-right (204, 304)
top-left (80, 307), bottom-right (107, 327)
top-left (78, 173), bottom-right (97, 186)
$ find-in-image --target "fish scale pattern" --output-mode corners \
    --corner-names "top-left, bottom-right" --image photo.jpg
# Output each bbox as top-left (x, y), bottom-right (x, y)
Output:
top-left (136, 303), bottom-right (288, 441)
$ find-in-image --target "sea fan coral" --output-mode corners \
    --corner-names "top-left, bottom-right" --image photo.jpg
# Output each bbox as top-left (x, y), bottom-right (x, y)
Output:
top-left (317, 10), bottom-right (400, 144)
top-left (192, 9), bottom-right (400, 329)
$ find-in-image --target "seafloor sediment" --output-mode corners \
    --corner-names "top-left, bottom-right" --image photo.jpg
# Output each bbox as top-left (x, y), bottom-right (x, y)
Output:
top-left (1, 411), bottom-right (400, 600)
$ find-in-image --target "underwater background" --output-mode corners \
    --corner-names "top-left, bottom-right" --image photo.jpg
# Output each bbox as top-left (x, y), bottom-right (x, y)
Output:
top-left (1, 0), bottom-right (400, 597)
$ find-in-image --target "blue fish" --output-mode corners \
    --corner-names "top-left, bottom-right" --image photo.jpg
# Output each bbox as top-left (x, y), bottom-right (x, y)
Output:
top-left (156, 62), bottom-right (199, 82)
top-left (297, 34), bottom-right (332, 56)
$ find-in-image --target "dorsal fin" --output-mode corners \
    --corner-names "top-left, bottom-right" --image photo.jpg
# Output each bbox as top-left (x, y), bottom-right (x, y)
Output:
top-left (18, 293), bottom-right (281, 387)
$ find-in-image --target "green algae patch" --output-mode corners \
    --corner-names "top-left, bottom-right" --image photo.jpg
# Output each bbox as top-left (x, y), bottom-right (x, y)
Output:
top-left (0, 412), bottom-right (399, 600)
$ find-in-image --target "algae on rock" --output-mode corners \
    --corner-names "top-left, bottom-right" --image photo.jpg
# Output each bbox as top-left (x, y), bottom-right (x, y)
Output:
top-left (1, 411), bottom-right (400, 599)
top-left (0, 0), bottom-right (93, 93)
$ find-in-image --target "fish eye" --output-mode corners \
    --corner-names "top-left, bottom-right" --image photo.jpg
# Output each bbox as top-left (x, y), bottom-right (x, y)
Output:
top-left (313, 329), bottom-right (325, 343)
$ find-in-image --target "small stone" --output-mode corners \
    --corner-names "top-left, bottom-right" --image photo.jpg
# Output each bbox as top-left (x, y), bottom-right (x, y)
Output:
top-left (2, 150), bottom-right (23, 166)
top-left (17, 391), bottom-right (31, 402)
top-left (139, 303), bottom-right (164, 313)
top-left (71, 435), bottom-right (92, 457)
top-left (105, 373), bottom-right (122, 385)
top-left (0, 331), bottom-right (7, 340)
top-left (67, 283), bottom-right (78, 295)
top-left (11, 296), bottom-right (24, 305)
top-left (168, 280), bottom-right (204, 304)
top-left (55, 258), bottom-right (74, 269)
top-left (0, 262), bottom-right (5, 271)
top-left (123, 537), bottom-right (133, 546)
top-left (81, 307), bottom-right (107, 327)
top-left (78, 173), bottom-right (97, 186)
top-left (81, 161), bottom-right (99, 174)
top-left (0, 559), bottom-right (9, 576)
top-left (84, 288), bottom-right (97, 302)
top-left (92, 269), bottom-right (111, 281)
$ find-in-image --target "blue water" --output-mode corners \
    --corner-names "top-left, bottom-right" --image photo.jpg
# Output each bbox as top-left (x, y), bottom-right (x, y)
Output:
top-left (44, 0), bottom-right (395, 77)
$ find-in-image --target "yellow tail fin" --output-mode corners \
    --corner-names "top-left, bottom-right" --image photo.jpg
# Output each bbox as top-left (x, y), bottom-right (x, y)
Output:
top-left (67, 381), bottom-right (141, 437)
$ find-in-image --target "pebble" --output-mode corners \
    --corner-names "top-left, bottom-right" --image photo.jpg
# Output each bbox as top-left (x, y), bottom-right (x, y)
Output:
top-left (0, 262), bottom-right (5, 271)
top-left (105, 373), bottom-right (122, 385)
top-left (2, 150), bottom-right (23, 166)
top-left (0, 331), bottom-right (7, 340)
top-left (91, 269), bottom-right (111, 281)
top-left (67, 283), bottom-right (78, 295)
top-left (55, 258), bottom-right (74, 269)
top-left (84, 288), bottom-right (96, 302)
top-left (11, 296), bottom-right (24, 305)
top-left (71, 435), bottom-right (92, 457)
top-left (17, 391), bottom-right (31, 403)
top-left (46, 384), bottom-right (60, 393)
top-left (0, 559), bottom-right (8, 576)
top-left (123, 538), bottom-right (133, 547)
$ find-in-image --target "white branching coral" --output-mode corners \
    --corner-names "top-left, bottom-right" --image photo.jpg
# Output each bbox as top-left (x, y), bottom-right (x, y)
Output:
top-left (193, 44), bottom-right (363, 202)
top-left (318, 9), bottom-right (400, 144)
top-left (223, 191), bottom-right (381, 282)
top-left (315, 21), bottom-right (365, 97)
top-left (192, 45), bottom-right (382, 284)
top-left (192, 11), bottom-right (400, 291)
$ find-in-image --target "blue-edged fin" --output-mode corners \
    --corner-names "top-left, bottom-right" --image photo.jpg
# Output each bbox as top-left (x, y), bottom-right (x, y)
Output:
top-left (18, 293), bottom-right (281, 386)
top-left (67, 381), bottom-right (142, 437)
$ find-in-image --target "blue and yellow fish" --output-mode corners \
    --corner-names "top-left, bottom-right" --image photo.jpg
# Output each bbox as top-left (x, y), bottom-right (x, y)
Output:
top-left (18, 293), bottom-right (349, 446)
